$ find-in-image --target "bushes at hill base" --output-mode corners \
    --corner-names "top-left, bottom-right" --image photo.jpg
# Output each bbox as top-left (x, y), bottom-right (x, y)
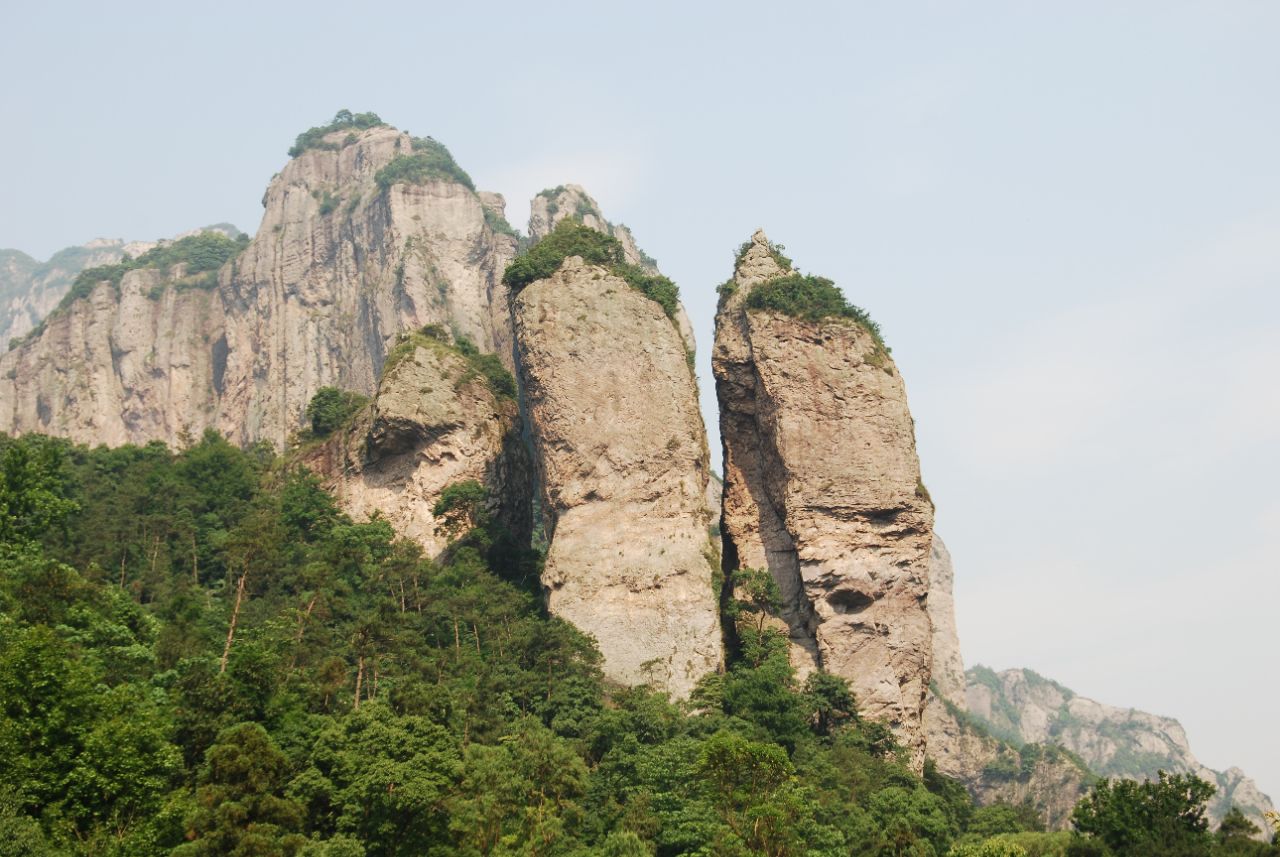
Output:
top-left (502, 219), bottom-right (679, 320)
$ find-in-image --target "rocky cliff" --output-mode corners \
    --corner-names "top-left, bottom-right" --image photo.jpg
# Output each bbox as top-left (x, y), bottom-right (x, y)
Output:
top-left (926, 536), bottom-right (966, 704)
top-left (303, 327), bottom-right (529, 559)
top-left (0, 115), bottom-right (517, 449)
top-left (966, 666), bottom-right (1277, 832)
top-left (512, 244), bottom-right (720, 698)
top-left (0, 226), bottom-right (239, 348)
top-left (713, 229), bottom-right (935, 762)
top-left (527, 184), bottom-right (696, 354)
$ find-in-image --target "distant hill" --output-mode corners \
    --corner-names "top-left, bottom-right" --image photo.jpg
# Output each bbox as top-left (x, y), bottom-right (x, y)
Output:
top-left (966, 665), bottom-right (1275, 834)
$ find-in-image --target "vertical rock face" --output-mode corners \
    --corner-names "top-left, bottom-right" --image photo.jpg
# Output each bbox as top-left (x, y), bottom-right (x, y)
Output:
top-left (0, 229), bottom-right (236, 347)
top-left (0, 268), bottom-right (225, 447)
top-left (713, 229), bottom-right (935, 761)
top-left (304, 331), bottom-right (529, 559)
top-left (926, 536), bottom-right (966, 704)
top-left (526, 184), bottom-right (697, 354)
top-left (0, 122), bottom-right (517, 449)
top-left (513, 255), bottom-right (721, 698)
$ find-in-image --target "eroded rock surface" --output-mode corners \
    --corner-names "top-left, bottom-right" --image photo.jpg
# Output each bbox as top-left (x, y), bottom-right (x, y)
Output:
top-left (513, 256), bottom-right (720, 698)
top-left (527, 184), bottom-right (695, 353)
top-left (927, 536), bottom-right (966, 704)
top-left (0, 228), bottom-right (237, 347)
top-left (0, 123), bottom-right (517, 449)
top-left (304, 333), bottom-right (529, 558)
top-left (713, 229), bottom-right (935, 762)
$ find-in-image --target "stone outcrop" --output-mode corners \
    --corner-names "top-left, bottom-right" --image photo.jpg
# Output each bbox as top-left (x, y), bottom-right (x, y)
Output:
top-left (922, 535), bottom-right (1093, 828)
top-left (0, 227), bottom-right (238, 348)
top-left (0, 266), bottom-right (226, 447)
top-left (0, 123), bottom-right (517, 449)
top-left (526, 184), bottom-right (696, 354)
top-left (528, 185), bottom-right (650, 268)
top-left (713, 229), bottom-right (935, 762)
top-left (512, 255), bottom-right (721, 698)
top-left (966, 666), bottom-right (1277, 833)
top-left (303, 330), bottom-right (529, 558)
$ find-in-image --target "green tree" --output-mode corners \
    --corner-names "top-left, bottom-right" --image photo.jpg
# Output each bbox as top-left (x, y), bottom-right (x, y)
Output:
top-left (1071, 770), bottom-right (1215, 856)
top-left (306, 387), bottom-right (367, 437)
top-left (0, 435), bottom-right (76, 549)
top-left (175, 722), bottom-right (307, 857)
top-left (290, 704), bottom-right (460, 856)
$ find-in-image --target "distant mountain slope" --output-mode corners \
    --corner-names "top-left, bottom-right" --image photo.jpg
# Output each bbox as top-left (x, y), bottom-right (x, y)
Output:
top-left (0, 224), bottom-right (241, 346)
top-left (965, 665), bottom-right (1275, 834)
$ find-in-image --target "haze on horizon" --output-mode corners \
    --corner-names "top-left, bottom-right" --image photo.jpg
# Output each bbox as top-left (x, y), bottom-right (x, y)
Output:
top-left (3, 1), bottom-right (1277, 801)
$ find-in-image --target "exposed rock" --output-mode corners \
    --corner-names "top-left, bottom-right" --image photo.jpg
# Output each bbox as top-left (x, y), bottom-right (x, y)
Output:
top-left (0, 267), bottom-right (225, 447)
top-left (303, 331), bottom-right (529, 558)
top-left (713, 229), bottom-right (935, 763)
top-left (0, 123), bottom-right (517, 449)
top-left (0, 226), bottom-right (237, 347)
top-left (528, 185), bottom-right (650, 268)
top-left (927, 535), bottom-right (966, 705)
top-left (513, 255), bottom-right (720, 698)
top-left (965, 666), bottom-right (1277, 833)
top-left (923, 695), bottom-right (1093, 830)
top-left (527, 184), bottom-right (696, 354)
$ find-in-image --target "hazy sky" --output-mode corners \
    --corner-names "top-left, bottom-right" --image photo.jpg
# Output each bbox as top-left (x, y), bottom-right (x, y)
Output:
top-left (4, 1), bottom-right (1277, 800)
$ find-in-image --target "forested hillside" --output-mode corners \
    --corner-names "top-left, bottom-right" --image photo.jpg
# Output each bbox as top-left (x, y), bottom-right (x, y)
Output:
top-left (0, 432), bottom-right (1274, 856)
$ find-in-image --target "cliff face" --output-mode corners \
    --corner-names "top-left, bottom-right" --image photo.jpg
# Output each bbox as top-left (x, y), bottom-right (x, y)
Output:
top-left (512, 255), bottom-right (721, 698)
top-left (0, 267), bottom-right (225, 447)
top-left (922, 536), bottom-right (1093, 828)
top-left (526, 184), bottom-right (696, 354)
top-left (0, 227), bottom-right (241, 348)
top-left (966, 667), bottom-right (1277, 832)
top-left (0, 124), bottom-right (517, 449)
top-left (713, 229), bottom-right (935, 761)
top-left (926, 536), bottom-right (966, 704)
top-left (304, 331), bottom-right (529, 559)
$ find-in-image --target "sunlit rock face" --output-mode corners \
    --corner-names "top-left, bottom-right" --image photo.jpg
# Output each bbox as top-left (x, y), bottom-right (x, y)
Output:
top-left (513, 255), bottom-right (721, 699)
top-left (713, 229), bottom-right (935, 766)
top-left (0, 124), bottom-right (517, 449)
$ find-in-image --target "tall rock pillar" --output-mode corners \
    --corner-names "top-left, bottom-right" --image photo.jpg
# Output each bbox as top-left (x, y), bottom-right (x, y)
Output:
top-left (512, 232), bottom-right (722, 699)
top-left (713, 229), bottom-right (935, 762)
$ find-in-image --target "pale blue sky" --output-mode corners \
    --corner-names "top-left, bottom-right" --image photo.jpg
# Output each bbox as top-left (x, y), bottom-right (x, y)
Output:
top-left (4, 1), bottom-right (1278, 799)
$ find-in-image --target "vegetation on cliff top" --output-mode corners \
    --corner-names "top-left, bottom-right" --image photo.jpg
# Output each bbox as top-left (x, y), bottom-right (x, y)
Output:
top-left (10, 231), bottom-right (248, 350)
top-left (0, 431), bottom-right (1271, 856)
top-left (745, 273), bottom-right (889, 351)
top-left (735, 234), bottom-right (793, 271)
top-left (375, 136), bottom-right (475, 192)
top-left (382, 324), bottom-right (516, 401)
top-left (305, 387), bottom-right (369, 438)
top-left (288, 109), bottom-right (384, 157)
top-left (502, 219), bottom-right (680, 320)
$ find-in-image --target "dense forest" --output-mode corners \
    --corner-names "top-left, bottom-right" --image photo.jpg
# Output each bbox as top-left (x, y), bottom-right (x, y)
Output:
top-left (0, 431), bottom-right (1275, 856)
